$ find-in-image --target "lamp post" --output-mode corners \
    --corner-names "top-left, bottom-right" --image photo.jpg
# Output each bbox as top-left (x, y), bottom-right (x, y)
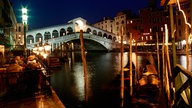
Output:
top-left (22, 7), bottom-right (28, 58)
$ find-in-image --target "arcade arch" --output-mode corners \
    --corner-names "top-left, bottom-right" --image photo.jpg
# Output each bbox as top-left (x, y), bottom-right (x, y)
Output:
top-left (52, 30), bottom-right (59, 38)
top-left (36, 33), bottom-right (43, 42)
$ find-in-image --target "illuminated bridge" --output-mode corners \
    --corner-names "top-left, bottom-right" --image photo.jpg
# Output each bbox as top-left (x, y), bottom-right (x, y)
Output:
top-left (26, 17), bottom-right (121, 52)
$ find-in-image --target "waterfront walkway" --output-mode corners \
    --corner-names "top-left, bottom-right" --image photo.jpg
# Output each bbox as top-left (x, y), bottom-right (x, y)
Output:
top-left (0, 85), bottom-right (65, 108)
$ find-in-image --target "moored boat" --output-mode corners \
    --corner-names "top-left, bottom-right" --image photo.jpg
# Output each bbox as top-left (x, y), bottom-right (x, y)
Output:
top-left (132, 63), bottom-right (160, 107)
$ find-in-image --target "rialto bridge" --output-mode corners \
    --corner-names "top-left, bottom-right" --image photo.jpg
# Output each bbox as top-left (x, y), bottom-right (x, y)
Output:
top-left (26, 17), bottom-right (121, 52)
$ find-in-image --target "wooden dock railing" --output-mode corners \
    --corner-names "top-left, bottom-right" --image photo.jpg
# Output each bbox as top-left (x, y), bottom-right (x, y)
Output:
top-left (174, 64), bottom-right (192, 108)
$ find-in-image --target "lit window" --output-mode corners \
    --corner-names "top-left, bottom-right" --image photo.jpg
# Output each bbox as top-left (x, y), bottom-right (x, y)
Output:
top-left (161, 27), bottom-right (164, 31)
top-left (150, 36), bottom-right (152, 40)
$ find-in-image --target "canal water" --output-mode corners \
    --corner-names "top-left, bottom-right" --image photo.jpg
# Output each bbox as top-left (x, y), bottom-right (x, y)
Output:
top-left (50, 52), bottom-right (192, 108)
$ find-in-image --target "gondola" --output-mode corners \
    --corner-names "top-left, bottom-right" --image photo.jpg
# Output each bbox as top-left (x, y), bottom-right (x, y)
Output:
top-left (132, 63), bottom-right (160, 107)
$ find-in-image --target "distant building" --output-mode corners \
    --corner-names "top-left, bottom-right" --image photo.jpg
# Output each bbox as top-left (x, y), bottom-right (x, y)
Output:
top-left (175, 1), bottom-right (191, 49)
top-left (114, 10), bottom-right (133, 44)
top-left (93, 17), bottom-right (114, 33)
top-left (0, 0), bottom-right (28, 51)
top-left (15, 23), bottom-right (28, 47)
top-left (93, 10), bottom-right (133, 43)
top-left (127, 7), bottom-right (171, 47)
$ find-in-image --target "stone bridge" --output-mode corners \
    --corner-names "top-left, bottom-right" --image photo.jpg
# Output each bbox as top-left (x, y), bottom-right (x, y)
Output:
top-left (26, 17), bottom-right (121, 52)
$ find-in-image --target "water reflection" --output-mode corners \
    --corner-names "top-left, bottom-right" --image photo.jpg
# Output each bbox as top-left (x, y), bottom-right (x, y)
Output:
top-left (73, 63), bottom-right (88, 101)
top-left (50, 52), bottom-right (192, 108)
top-left (178, 55), bottom-right (192, 72)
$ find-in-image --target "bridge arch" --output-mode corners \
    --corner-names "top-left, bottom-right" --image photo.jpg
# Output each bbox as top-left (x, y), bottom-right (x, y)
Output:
top-left (103, 33), bottom-right (107, 38)
top-left (108, 35), bottom-right (112, 40)
top-left (113, 37), bottom-right (117, 41)
top-left (86, 28), bottom-right (91, 33)
top-left (98, 32), bottom-right (102, 37)
top-left (92, 30), bottom-right (97, 35)
top-left (36, 33), bottom-right (43, 42)
top-left (67, 27), bottom-right (73, 34)
top-left (44, 32), bottom-right (51, 40)
top-left (52, 30), bottom-right (59, 38)
top-left (60, 28), bottom-right (66, 36)
top-left (26, 35), bottom-right (34, 44)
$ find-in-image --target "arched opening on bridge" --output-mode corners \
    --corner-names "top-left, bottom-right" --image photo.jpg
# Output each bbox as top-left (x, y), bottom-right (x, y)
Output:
top-left (36, 33), bottom-right (43, 42)
top-left (103, 33), bottom-right (107, 38)
top-left (93, 30), bottom-right (97, 35)
top-left (113, 37), bottom-right (117, 42)
top-left (86, 28), bottom-right (91, 33)
top-left (98, 32), bottom-right (102, 37)
top-left (67, 27), bottom-right (73, 34)
top-left (44, 32), bottom-right (51, 40)
top-left (108, 35), bottom-right (112, 40)
top-left (52, 30), bottom-right (59, 38)
top-left (60, 28), bottom-right (66, 36)
top-left (26, 35), bottom-right (34, 44)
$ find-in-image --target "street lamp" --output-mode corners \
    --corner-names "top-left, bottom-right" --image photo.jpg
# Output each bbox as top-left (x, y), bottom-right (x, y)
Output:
top-left (22, 7), bottom-right (28, 58)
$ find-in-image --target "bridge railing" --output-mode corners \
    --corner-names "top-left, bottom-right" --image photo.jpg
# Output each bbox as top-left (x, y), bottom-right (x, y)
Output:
top-left (27, 33), bottom-right (120, 51)
top-left (173, 64), bottom-right (192, 107)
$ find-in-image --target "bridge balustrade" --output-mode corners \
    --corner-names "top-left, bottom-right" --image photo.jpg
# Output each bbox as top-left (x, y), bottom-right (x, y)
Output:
top-left (26, 32), bottom-right (120, 51)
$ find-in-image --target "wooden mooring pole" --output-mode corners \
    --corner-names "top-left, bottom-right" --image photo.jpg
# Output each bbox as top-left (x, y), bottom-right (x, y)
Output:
top-left (130, 33), bottom-right (133, 96)
top-left (79, 30), bottom-right (88, 102)
top-left (120, 26), bottom-right (124, 100)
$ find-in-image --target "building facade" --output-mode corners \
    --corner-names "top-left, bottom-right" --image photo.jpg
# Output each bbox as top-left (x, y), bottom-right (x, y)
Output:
top-left (93, 0), bottom-right (192, 51)
top-left (93, 10), bottom-right (133, 44)
top-left (0, 0), bottom-right (17, 50)
top-left (15, 23), bottom-right (28, 49)
top-left (93, 17), bottom-right (114, 34)
top-left (175, 1), bottom-right (192, 49)
top-left (127, 7), bottom-right (171, 47)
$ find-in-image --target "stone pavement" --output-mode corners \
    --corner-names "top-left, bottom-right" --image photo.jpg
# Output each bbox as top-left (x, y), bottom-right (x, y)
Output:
top-left (0, 86), bottom-right (65, 108)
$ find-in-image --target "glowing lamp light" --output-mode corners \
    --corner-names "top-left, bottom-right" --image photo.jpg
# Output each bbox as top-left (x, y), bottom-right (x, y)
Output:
top-left (44, 43), bottom-right (51, 51)
top-left (22, 8), bottom-right (28, 24)
top-left (33, 47), bottom-right (37, 51)
top-left (43, 53), bottom-right (47, 59)
top-left (22, 14), bottom-right (28, 20)
top-left (38, 46), bottom-right (43, 51)
top-left (22, 8), bottom-right (27, 14)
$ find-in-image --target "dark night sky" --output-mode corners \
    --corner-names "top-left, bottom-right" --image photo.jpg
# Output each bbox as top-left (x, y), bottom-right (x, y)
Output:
top-left (10, 0), bottom-right (160, 29)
